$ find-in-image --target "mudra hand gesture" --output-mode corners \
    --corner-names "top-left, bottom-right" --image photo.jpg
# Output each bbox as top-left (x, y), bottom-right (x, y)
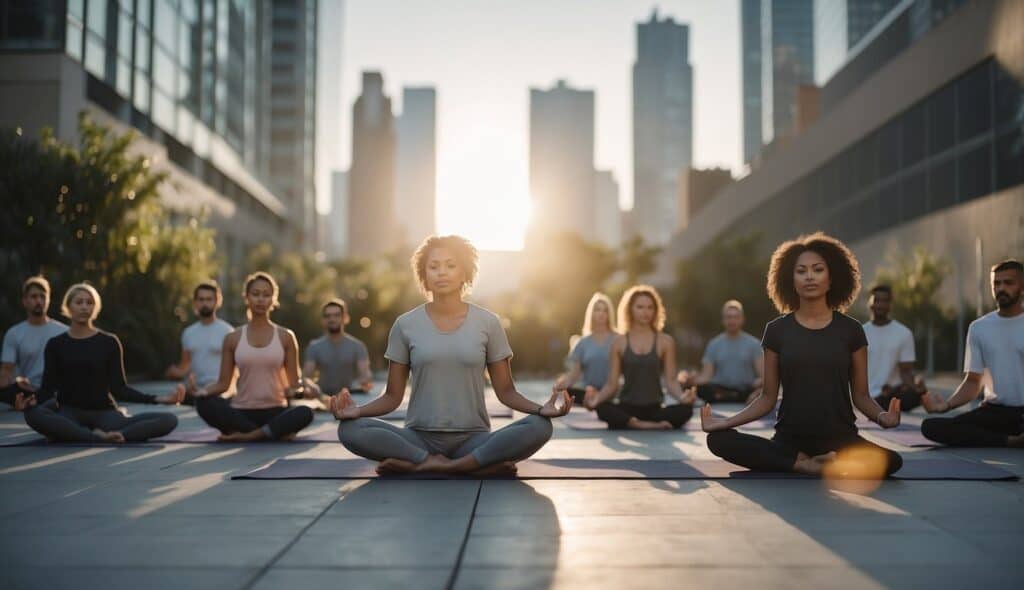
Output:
top-left (540, 389), bottom-right (573, 417)
top-left (329, 389), bottom-right (361, 420)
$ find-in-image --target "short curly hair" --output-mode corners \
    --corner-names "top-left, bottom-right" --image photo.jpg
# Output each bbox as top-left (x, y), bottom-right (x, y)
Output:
top-left (411, 235), bottom-right (479, 296)
top-left (767, 232), bottom-right (861, 313)
top-left (617, 284), bottom-right (667, 333)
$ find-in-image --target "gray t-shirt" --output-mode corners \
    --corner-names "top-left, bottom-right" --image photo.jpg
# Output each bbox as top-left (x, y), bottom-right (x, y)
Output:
top-left (702, 331), bottom-right (762, 390)
top-left (181, 319), bottom-right (234, 387)
top-left (570, 334), bottom-right (614, 388)
top-left (965, 311), bottom-right (1024, 406)
top-left (385, 303), bottom-right (513, 432)
top-left (306, 333), bottom-right (369, 394)
top-left (1, 319), bottom-right (69, 388)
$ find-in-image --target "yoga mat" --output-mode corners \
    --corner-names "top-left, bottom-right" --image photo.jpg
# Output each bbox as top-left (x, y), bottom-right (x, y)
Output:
top-left (564, 413), bottom-right (773, 431)
top-left (231, 457), bottom-right (1018, 481)
top-left (381, 401), bottom-right (512, 421)
top-left (866, 428), bottom-right (937, 448)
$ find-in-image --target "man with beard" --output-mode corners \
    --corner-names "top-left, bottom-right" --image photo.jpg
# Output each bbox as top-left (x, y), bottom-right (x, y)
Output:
top-left (303, 299), bottom-right (372, 405)
top-left (1, 277), bottom-right (68, 410)
top-left (863, 285), bottom-right (928, 412)
top-left (167, 281), bottom-right (233, 404)
top-left (921, 260), bottom-right (1024, 447)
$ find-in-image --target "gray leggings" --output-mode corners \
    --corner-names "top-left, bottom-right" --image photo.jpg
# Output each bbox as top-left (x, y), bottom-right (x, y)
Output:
top-left (337, 414), bottom-right (553, 467)
top-left (24, 401), bottom-right (178, 442)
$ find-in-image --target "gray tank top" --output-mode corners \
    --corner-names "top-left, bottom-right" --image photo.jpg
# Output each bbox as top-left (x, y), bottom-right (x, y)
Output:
top-left (618, 333), bottom-right (664, 406)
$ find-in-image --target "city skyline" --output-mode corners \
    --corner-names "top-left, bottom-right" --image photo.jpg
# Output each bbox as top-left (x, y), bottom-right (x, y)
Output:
top-left (332, 1), bottom-right (741, 250)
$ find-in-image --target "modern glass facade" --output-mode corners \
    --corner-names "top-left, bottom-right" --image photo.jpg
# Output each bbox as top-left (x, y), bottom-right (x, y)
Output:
top-left (741, 0), bottom-right (763, 165)
top-left (729, 58), bottom-right (1023, 246)
top-left (761, 0), bottom-right (815, 146)
top-left (0, 0), bottom-right (316, 251)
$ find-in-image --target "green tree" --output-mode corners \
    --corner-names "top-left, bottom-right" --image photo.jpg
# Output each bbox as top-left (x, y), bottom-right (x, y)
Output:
top-left (0, 115), bottom-right (218, 375)
top-left (872, 248), bottom-right (953, 373)
top-left (667, 233), bottom-right (774, 366)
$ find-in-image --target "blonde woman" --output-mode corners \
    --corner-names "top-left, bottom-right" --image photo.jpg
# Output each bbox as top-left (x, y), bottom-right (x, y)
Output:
top-left (333, 235), bottom-right (572, 475)
top-left (554, 292), bottom-right (617, 404)
top-left (23, 283), bottom-right (183, 443)
top-left (583, 285), bottom-right (696, 429)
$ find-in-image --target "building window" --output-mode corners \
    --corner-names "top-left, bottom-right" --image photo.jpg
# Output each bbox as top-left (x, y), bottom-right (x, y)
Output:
top-left (928, 157), bottom-right (956, 211)
top-left (958, 144), bottom-right (991, 203)
top-left (899, 171), bottom-right (928, 223)
top-left (0, 0), bottom-right (64, 49)
top-left (901, 102), bottom-right (927, 167)
top-left (927, 84), bottom-right (956, 156)
top-left (957, 61), bottom-right (991, 142)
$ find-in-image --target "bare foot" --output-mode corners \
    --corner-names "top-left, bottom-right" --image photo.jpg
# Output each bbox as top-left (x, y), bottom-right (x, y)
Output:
top-left (627, 417), bottom-right (673, 430)
top-left (1007, 434), bottom-right (1024, 448)
top-left (793, 451), bottom-right (836, 476)
top-left (414, 454), bottom-right (457, 473)
top-left (470, 461), bottom-right (518, 477)
top-left (278, 433), bottom-right (297, 441)
top-left (217, 430), bottom-right (267, 442)
top-left (377, 458), bottom-right (419, 474)
top-left (93, 429), bottom-right (125, 444)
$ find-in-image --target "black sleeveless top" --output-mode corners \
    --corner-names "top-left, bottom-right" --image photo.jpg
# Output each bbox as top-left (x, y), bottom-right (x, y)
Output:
top-left (618, 333), bottom-right (664, 406)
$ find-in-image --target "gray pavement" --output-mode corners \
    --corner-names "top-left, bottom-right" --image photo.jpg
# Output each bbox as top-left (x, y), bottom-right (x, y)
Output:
top-left (0, 380), bottom-right (1021, 590)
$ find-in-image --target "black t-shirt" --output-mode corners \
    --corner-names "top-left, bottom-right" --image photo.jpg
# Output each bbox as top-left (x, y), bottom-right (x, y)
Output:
top-left (38, 331), bottom-right (155, 410)
top-left (762, 312), bottom-right (867, 438)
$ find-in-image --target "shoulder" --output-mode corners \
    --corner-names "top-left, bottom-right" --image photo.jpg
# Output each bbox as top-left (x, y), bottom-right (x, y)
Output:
top-left (468, 302), bottom-right (502, 325)
top-left (658, 332), bottom-right (676, 347)
top-left (394, 304), bottom-right (425, 327)
top-left (49, 320), bottom-right (69, 335)
top-left (765, 314), bottom-right (792, 331)
top-left (224, 327), bottom-right (243, 345)
top-left (45, 331), bottom-right (70, 348)
top-left (611, 333), bottom-right (628, 350)
top-left (215, 319), bottom-right (234, 332)
top-left (277, 325), bottom-right (298, 344)
top-left (742, 331), bottom-right (760, 344)
top-left (308, 335), bottom-right (326, 348)
top-left (834, 312), bottom-right (864, 330)
top-left (707, 333), bottom-right (725, 346)
top-left (891, 320), bottom-right (913, 337)
top-left (182, 322), bottom-right (200, 337)
top-left (3, 321), bottom-right (26, 339)
top-left (97, 330), bottom-right (121, 347)
top-left (969, 311), bottom-right (998, 329)
top-left (344, 334), bottom-right (366, 346)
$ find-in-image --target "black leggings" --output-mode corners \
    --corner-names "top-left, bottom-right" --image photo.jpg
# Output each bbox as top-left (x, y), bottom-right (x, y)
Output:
top-left (695, 384), bottom-right (752, 404)
top-left (921, 404), bottom-right (1023, 447)
top-left (873, 379), bottom-right (926, 412)
top-left (23, 400), bottom-right (178, 442)
top-left (706, 429), bottom-right (903, 476)
top-left (196, 396), bottom-right (313, 439)
top-left (596, 402), bottom-right (694, 429)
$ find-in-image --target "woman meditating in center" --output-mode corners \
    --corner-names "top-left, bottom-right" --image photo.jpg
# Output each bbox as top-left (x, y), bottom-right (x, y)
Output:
top-left (583, 285), bottom-right (697, 429)
top-left (333, 235), bottom-right (572, 476)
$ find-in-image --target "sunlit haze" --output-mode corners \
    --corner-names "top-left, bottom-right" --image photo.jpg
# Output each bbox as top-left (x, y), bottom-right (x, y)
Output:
top-left (328, 1), bottom-right (741, 250)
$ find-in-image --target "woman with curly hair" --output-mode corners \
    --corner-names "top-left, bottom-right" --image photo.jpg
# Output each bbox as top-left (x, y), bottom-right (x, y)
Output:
top-left (333, 235), bottom-right (572, 476)
top-left (702, 233), bottom-right (904, 477)
top-left (582, 285), bottom-right (697, 429)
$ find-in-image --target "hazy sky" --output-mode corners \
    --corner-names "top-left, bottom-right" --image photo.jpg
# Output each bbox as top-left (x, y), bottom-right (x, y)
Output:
top-left (322, 0), bottom-right (741, 250)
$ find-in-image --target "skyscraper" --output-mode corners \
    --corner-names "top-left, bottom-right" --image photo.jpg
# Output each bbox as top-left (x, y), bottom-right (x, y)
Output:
top-left (348, 71), bottom-right (396, 258)
top-left (529, 79), bottom-right (595, 238)
top-left (633, 9), bottom-right (693, 245)
top-left (327, 169), bottom-right (349, 259)
top-left (815, 0), bottom-right (900, 85)
top-left (594, 170), bottom-right (622, 249)
top-left (741, 0), bottom-right (763, 166)
top-left (395, 87), bottom-right (437, 248)
top-left (262, 0), bottom-right (318, 251)
top-left (742, 0), bottom-right (815, 164)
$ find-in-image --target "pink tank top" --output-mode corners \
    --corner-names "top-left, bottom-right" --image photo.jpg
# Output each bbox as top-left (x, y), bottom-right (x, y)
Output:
top-left (231, 325), bottom-right (288, 409)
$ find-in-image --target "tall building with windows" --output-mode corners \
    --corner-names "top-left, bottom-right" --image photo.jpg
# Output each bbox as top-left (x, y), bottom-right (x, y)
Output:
top-left (593, 170), bottom-right (622, 249)
top-left (348, 71), bottom-right (396, 258)
top-left (665, 0), bottom-right (1024, 309)
top-left (261, 0), bottom-right (318, 251)
top-left (529, 79), bottom-right (595, 238)
top-left (741, 0), bottom-right (763, 166)
top-left (0, 0), bottom-right (320, 277)
top-left (633, 9), bottom-right (693, 245)
top-left (395, 86), bottom-right (437, 249)
top-left (815, 0), bottom-right (900, 85)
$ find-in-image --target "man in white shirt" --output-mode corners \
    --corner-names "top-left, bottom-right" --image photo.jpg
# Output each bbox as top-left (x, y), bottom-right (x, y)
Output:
top-left (166, 281), bottom-right (233, 404)
top-left (1, 276), bottom-right (68, 410)
top-left (922, 260), bottom-right (1024, 447)
top-left (863, 285), bottom-right (927, 412)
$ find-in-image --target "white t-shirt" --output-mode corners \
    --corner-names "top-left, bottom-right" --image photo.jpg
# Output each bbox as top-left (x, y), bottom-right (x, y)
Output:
top-left (863, 320), bottom-right (916, 396)
top-left (181, 319), bottom-right (234, 387)
top-left (965, 311), bottom-right (1024, 406)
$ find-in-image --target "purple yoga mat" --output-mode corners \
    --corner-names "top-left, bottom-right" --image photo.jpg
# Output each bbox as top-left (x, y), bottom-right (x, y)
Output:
top-left (564, 413), bottom-right (773, 431)
top-left (230, 457), bottom-right (1018, 481)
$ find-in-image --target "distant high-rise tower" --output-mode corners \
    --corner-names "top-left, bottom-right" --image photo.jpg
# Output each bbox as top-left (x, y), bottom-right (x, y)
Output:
top-left (328, 170), bottom-right (349, 259)
top-left (529, 79), bottom-right (595, 238)
top-left (395, 87), bottom-right (437, 248)
top-left (261, 0), bottom-right (318, 250)
top-left (743, 0), bottom-right (815, 164)
top-left (633, 9), bottom-right (693, 245)
top-left (594, 170), bottom-right (623, 249)
top-left (348, 72), bottom-right (396, 258)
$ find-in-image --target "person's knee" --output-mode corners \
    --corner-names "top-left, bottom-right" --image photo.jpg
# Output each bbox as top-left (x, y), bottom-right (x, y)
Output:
top-left (336, 418), bottom-right (368, 446)
top-left (921, 418), bottom-right (947, 442)
top-left (522, 414), bottom-right (553, 442)
top-left (194, 397), bottom-right (217, 421)
top-left (705, 429), bottom-right (734, 457)
top-left (887, 451), bottom-right (904, 476)
top-left (294, 406), bottom-right (314, 428)
top-left (158, 412), bottom-right (179, 431)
